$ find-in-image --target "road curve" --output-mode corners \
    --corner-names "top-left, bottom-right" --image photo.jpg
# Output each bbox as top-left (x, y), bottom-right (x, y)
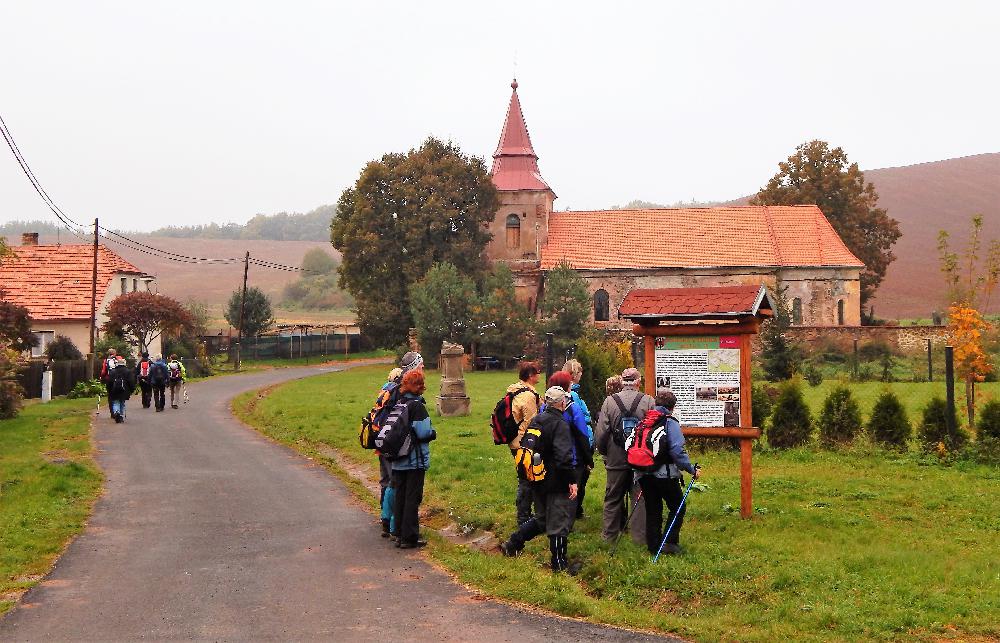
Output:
top-left (0, 363), bottom-right (675, 641)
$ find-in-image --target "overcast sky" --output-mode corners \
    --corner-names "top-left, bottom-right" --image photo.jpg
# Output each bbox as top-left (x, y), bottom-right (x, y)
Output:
top-left (1, 1), bottom-right (998, 232)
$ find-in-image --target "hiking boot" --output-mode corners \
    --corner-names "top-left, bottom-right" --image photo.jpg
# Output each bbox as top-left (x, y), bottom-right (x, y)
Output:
top-left (566, 560), bottom-right (583, 576)
top-left (381, 519), bottom-right (391, 538)
top-left (664, 543), bottom-right (683, 556)
top-left (499, 541), bottom-right (520, 557)
top-left (171, 404), bottom-right (178, 409)
top-left (398, 539), bottom-right (427, 549)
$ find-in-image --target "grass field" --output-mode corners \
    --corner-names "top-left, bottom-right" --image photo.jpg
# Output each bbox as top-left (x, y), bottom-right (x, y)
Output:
top-left (0, 398), bottom-right (102, 615)
top-left (233, 367), bottom-right (1000, 642)
top-left (211, 349), bottom-right (392, 373)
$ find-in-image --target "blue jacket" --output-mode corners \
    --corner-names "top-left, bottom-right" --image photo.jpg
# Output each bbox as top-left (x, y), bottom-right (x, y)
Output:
top-left (646, 405), bottom-right (695, 478)
top-left (391, 393), bottom-right (435, 471)
top-left (570, 383), bottom-right (594, 446)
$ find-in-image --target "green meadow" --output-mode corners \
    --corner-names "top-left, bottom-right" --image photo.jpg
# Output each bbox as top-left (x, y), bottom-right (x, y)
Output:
top-left (234, 366), bottom-right (1000, 642)
top-left (0, 398), bottom-right (103, 615)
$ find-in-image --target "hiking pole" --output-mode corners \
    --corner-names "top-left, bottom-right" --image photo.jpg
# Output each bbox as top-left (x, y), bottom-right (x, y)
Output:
top-left (610, 489), bottom-right (643, 557)
top-left (653, 468), bottom-right (699, 563)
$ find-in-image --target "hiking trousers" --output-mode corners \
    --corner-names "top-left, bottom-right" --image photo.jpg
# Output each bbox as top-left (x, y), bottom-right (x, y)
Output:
top-left (515, 477), bottom-right (536, 526)
top-left (168, 381), bottom-right (182, 407)
top-left (153, 384), bottom-right (166, 411)
top-left (139, 381), bottom-right (152, 408)
top-left (392, 468), bottom-right (425, 544)
top-left (638, 475), bottom-right (686, 554)
top-left (602, 468), bottom-right (646, 544)
top-left (506, 485), bottom-right (575, 551)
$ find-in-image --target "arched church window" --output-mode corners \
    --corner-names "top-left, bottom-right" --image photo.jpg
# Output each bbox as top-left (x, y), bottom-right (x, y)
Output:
top-left (594, 289), bottom-right (610, 322)
top-left (791, 298), bottom-right (803, 325)
top-left (506, 214), bottom-right (521, 249)
top-left (837, 300), bottom-right (845, 326)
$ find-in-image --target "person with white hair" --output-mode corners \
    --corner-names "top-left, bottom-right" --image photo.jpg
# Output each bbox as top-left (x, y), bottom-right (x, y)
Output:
top-left (499, 386), bottom-right (580, 574)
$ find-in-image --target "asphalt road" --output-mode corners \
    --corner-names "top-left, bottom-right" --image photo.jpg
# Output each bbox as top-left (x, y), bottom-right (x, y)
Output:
top-left (0, 364), bottom-right (675, 642)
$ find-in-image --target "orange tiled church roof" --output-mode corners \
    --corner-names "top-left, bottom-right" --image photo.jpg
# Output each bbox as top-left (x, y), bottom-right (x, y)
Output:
top-left (540, 205), bottom-right (864, 270)
top-left (0, 244), bottom-right (146, 321)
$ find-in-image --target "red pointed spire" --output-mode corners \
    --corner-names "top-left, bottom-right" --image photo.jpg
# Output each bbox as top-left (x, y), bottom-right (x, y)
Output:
top-left (491, 79), bottom-right (553, 192)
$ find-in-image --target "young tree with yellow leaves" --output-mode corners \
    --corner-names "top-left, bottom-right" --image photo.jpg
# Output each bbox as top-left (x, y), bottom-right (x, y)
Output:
top-left (938, 215), bottom-right (1000, 424)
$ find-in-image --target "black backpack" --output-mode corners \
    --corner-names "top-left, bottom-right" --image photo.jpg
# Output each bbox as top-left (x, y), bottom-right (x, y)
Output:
top-left (490, 387), bottom-right (539, 445)
top-left (150, 363), bottom-right (168, 386)
top-left (374, 400), bottom-right (415, 460)
top-left (110, 370), bottom-right (129, 395)
top-left (611, 394), bottom-right (643, 448)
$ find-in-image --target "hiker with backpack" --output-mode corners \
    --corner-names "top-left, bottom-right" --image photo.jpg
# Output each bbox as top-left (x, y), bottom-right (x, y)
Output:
top-left (490, 361), bottom-right (541, 527)
top-left (626, 389), bottom-right (701, 556)
top-left (107, 357), bottom-right (136, 424)
top-left (99, 349), bottom-right (117, 384)
top-left (149, 354), bottom-right (169, 412)
top-left (389, 369), bottom-right (436, 549)
top-left (166, 354), bottom-right (186, 409)
top-left (135, 352), bottom-right (153, 409)
top-left (595, 367), bottom-right (654, 543)
top-left (499, 386), bottom-right (580, 573)
top-left (549, 370), bottom-right (594, 520)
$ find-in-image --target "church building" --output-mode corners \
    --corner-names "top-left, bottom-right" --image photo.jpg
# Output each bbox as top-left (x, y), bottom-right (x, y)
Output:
top-left (485, 80), bottom-right (864, 327)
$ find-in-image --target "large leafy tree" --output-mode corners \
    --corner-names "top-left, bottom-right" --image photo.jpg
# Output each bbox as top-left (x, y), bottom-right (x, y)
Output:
top-left (410, 263), bottom-right (478, 364)
top-left (473, 263), bottom-right (535, 363)
top-left (331, 137), bottom-right (500, 348)
top-left (751, 140), bottom-right (901, 305)
top-left (540, 261), bottom-right (591, 349)
top-left (104, 292), bottom-right (194, 353)
top-left (224, 287), bottom-right (275, 338)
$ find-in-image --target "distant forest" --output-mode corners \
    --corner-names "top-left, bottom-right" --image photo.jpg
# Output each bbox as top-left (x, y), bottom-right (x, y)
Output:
top-left (1, 205), bottom-right (334, 242)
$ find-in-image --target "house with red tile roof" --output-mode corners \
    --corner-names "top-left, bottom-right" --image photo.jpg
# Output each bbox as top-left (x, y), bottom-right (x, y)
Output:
top-left (0, 233), bottom-right (159, 357)
top-left (486, 81), bottom-right (864, 327)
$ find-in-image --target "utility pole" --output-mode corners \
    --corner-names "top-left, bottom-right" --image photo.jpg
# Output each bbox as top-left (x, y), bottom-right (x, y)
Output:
top-left (235, 251), bottom-right (250, 371)
top-left (89, 218), bottom-right (99, 374)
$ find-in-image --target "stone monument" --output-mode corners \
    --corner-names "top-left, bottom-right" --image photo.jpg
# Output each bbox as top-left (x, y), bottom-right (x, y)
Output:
top-left (436, 341), bottom-right (471, 416)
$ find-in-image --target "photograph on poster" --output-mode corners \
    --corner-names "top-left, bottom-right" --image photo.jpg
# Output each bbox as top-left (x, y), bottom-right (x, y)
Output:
top-left (695, 385), bottom-right (718, 401)
top-left (656, 375), bottom-right (671, 389)
top-left (724, 401), bottom-right (740, 427)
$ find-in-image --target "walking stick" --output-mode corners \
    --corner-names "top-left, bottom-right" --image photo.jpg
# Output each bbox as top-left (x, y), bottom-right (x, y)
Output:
top-left (610, 489), bottom-right (643, 557)
top-left (653, 473), bottom-right (698, 563)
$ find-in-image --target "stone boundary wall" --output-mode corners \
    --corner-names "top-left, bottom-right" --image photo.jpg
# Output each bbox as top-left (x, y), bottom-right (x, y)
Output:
top-left (783, 325), bottom-right (950, 352)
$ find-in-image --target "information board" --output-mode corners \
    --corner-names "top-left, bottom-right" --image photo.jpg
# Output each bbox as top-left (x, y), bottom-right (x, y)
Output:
top-left (654, 335), bottom-right (741, 427)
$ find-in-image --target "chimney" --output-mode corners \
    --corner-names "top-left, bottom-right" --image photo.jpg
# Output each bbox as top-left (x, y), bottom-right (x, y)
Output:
top-left (21, 232), bottom-right (39, 246)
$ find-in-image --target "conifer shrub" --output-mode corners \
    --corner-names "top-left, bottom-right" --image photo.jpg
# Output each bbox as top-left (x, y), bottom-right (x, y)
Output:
top-left (766, 378), bottom-right (812, 448)
top-left (868, 390), bottom-right (911, 449)
top-left (976, 399), bottom-right (1000, 441)
top-left (918, 397), bottom-right (969, 451)
top-left (751, 382), bottom-right (777, 429)
top-left (818, 385), bottom-right (862, 445)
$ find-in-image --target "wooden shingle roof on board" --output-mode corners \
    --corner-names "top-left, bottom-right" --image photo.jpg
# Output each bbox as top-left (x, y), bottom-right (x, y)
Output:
top-left (540, 205), bottom-right (864, 271)
top-left (618, 285), bottom-right (774, 322)
top-left (0, 244), bottom-right (148, 321)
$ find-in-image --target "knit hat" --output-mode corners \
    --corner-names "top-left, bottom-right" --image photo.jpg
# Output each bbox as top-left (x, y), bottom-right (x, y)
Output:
top-left (622, 367), bottom-right (641, 382)
top-left (544, 386), bottom-right (568, 405)
top-left (400, 351), bottom-right (424, 374)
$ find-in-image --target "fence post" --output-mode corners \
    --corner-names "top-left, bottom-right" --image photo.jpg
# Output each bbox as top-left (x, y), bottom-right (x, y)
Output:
top-left (926, 338), bottom-right (932, 382)
top-left (41, 368), bottom-right (52, 403)
top-left (545, 333), bottom-right (554, 384)
top-left (945, 345), bottom-right (956, 441)
top-left (852, 339), bottom-right (859, 378)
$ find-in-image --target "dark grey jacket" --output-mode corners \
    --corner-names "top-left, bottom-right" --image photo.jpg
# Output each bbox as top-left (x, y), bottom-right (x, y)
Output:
top-left (595, 389), bottom-right (655, 471)
top-left (532, 405), bottom-right (578, 493)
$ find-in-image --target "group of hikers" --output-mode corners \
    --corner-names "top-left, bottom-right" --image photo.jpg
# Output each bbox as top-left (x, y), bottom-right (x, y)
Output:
top-left (361, 352), bottom-right (701, 573)
top-left (99, 348), bottom-right (187, 422)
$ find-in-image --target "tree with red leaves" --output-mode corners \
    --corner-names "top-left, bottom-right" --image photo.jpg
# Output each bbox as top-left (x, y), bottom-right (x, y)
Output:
top-left (104, 292), bottom-right (194, 354)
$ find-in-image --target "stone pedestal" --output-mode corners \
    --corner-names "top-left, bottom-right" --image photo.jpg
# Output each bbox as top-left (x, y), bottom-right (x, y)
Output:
top-left (436, 341), bottom-right (471, 416)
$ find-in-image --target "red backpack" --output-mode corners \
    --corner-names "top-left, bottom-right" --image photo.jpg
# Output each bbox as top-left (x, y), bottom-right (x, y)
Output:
top-left (626, 409), bottom-right (671, 472)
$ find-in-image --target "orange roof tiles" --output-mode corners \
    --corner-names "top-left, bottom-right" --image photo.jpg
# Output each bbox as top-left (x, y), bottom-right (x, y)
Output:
top-left (619, 285), bottom-right (772, 319)
top-left (540, 205), bottom-right (864, 270)
top-left (0, 244), bottom-right (148, 321)
top-left (490, 80), bottom-right (553, 193)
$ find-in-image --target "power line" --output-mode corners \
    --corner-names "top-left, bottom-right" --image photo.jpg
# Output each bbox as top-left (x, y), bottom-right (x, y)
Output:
top-left (1, 111), bottom-right (325, 275)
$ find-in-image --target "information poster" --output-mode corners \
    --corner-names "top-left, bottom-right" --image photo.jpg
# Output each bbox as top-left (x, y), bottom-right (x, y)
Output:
top-left (654, 335), bottom-right (741, 427)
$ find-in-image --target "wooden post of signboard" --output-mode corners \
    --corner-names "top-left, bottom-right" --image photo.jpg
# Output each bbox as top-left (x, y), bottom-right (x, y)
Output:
top-left (637, 321), bottom-right (761, 519)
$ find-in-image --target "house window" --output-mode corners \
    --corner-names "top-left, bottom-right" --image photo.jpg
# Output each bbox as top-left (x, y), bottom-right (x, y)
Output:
top-left (132, 278), bottom-right (138, 292)
top-left (791, 298), bottom-right (803, 325)
top-left (594, 289), bottom-right (610, 322)
top-left (837, 300), bottom-right (845, 326)
top-left (505, 214), bottom-right (521, 248)
top-left (31, 331), bottom-right (54, 358)
top-left (121, 277), bottom-right (127, 295)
